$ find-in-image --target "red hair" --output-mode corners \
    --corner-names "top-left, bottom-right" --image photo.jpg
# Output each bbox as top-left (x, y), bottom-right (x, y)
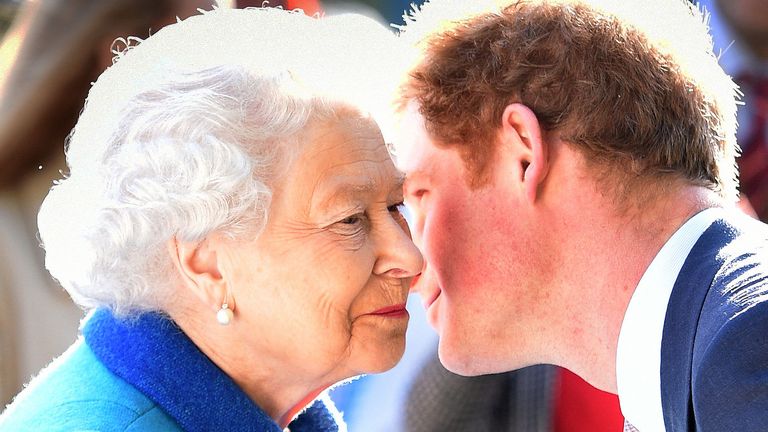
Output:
top-left (398, 0), bottom-right (738, 199)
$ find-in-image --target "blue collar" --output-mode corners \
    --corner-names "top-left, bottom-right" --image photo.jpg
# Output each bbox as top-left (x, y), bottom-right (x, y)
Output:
top-left (82, 308), bottom-right (339, 432)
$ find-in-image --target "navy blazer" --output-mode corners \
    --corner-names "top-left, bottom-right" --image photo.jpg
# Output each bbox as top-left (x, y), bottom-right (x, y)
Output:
top-left (661, 212), bottom-right (768, 431)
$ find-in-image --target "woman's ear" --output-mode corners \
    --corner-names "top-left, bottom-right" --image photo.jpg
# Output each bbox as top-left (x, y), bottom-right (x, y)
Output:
top-left (499, 103), bottom-right (549, 203)
top-left (167, 236), bottom-right (229, 313)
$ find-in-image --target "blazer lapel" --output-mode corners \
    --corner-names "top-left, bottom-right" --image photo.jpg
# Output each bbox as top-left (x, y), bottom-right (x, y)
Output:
top-left (660, 219), bottom-right (738, 431)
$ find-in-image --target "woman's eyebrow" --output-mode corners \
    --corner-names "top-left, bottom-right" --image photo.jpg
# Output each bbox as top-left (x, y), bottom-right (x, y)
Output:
top-left (311, 176), bottom-right (378, 212)
top-left (312, 173), bottom-right (405, 213)
top-left (391, 173), bottom-right (406, 194)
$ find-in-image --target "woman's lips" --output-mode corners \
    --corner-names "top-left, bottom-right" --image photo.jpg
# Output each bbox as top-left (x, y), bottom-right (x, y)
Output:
top-left (368, 303), bottom-right (408, 317)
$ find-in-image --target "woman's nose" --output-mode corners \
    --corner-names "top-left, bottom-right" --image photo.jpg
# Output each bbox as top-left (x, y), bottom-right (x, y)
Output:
top-left (373, 215), bottom-right (424, 279)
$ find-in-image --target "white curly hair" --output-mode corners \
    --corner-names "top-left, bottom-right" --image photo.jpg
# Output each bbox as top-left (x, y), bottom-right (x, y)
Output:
top-left (37, 7), bottom-right (401, 316)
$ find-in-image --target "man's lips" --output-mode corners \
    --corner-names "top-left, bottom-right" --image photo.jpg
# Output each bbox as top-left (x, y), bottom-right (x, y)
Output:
top-left (368, 303), bottom-right (408, 317)
top-left (423, 289), bottom-right (441, 309)
top-left (410, 272), bottom-right (441, 309)
top-left (410, 274), bottom-right (421, 291)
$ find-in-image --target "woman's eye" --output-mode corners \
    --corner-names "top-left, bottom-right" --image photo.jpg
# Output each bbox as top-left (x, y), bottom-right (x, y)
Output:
top-left (340, 214), bottom-right (363, 225)
top-left (387, 202), bottom-right (406, 214)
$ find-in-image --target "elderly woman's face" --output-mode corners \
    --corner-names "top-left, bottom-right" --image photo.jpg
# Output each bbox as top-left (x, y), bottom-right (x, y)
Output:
top-left (217, 114), bottom-right (423, 382)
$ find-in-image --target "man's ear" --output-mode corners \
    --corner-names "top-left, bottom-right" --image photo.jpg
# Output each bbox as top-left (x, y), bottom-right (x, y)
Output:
top-left (499, 103), bottom-right (549, 203)
top-left (167, 236), bottom-right (230, 313)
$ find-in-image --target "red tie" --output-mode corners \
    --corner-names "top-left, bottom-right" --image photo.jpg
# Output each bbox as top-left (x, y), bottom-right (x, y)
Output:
top-left (736, 74), bottom-right (768, 221)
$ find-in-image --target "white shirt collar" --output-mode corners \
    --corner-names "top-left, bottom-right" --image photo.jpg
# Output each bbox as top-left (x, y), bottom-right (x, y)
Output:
top-left (616, 208), bottom-right (724, 431)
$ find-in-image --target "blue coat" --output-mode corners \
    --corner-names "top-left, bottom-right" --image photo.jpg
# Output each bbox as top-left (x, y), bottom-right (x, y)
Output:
top-left (0, 309), bottom-right (342, 431)
top-left (661, 212), bottom-right (768, 431)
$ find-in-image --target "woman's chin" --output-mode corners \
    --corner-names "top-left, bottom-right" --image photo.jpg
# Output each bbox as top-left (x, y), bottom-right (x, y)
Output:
top-left (345, 315), bottom-right (409, 374)
top-left (356, 338), bottom-right (407, 375)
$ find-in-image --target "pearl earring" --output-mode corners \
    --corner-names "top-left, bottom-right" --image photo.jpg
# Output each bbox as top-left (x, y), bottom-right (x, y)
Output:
top-left (216, 302), bottom-right (234, 326)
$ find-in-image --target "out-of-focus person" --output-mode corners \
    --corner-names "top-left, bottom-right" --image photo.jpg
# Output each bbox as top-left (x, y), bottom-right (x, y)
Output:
top-left (0, 0), bottom-right (216, 406)
top-left (700, 0), bottom-right (768, 220)
top-left (0, 7), bottom-right (421, 431)
top-left (0, 0), bottom-right (218, 186)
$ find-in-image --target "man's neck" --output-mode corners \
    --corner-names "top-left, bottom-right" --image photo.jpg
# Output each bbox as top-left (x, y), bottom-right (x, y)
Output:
top-left (547, 183), bottom-right (723, 392)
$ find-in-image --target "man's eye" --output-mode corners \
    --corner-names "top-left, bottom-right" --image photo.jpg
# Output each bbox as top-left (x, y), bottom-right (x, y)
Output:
top-left (405, 189), bottom-right (427, 208)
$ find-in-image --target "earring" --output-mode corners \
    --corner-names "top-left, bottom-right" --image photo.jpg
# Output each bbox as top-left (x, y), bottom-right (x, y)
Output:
top-left (216, 302), bottom-right (234, 326)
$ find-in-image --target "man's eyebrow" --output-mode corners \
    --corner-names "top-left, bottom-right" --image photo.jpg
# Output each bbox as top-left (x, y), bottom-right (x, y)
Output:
top-left (403, 169), bottom-right (427, 187)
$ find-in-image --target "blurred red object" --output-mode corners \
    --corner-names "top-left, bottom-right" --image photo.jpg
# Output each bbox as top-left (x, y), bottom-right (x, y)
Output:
top-left (236, 0), bottom-right (322, 16)
top-left (553, 368), bottom-right (625, 432)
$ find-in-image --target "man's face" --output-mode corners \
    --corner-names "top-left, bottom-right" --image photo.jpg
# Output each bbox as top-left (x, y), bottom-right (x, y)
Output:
top-left (395, 103), bottom-right (552, 375)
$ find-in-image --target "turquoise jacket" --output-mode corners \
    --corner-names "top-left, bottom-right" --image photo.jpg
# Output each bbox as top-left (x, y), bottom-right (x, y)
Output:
top-left (0, 339), bottom-right (180, 431)
top-left (0, 309), bottom-right (342, 431)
